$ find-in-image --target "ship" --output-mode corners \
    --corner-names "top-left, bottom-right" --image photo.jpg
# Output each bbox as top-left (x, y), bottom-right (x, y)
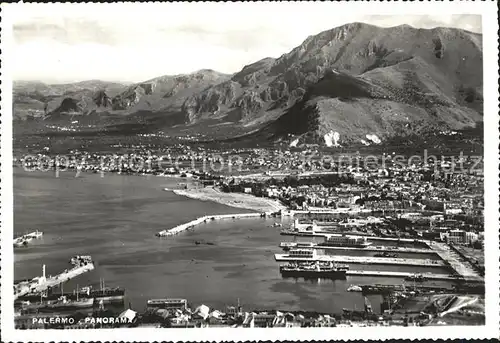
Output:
top-left (374, 252), bottom-right (398, 258)
top-left (279, 241), bottom-right (315, 251)
top-left (25, 230), bottom-right (43, 239)
top-left (22, 296), bottom-right (94, 313)
top-left (405, 273), bottom-right (429, 282)
top-left (275, 248), bottom-right (319, 261)
top-left (318, 235), bottom-right (372, 248)
top-left (13, 238), bottom-right (29, 248)
top-left (279, 261), bottom-right (348, 280)
top-left (16, 280), bottom-right (125, 304)
top-left (346, 285), bottom-right (363, 292)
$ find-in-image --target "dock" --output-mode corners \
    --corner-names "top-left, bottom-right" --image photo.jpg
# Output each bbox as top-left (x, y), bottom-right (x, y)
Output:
top-left (157, 212), bottom-right (268, 237)
top-left (274, 254), bottom-right (446, 267)
top-left (14, 261), bottom-right (95, 300)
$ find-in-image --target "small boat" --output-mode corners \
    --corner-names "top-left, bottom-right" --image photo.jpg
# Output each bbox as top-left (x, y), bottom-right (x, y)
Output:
top-left (374, 252), bottom-right (398, 258)
top-left (25, 230), bottom-right (43, 239)
top-left (347, 285), bottom-right (363, 292)
top-left (405, 273), bottom-right (428, 282)
top-left (13, 239), bottom-right (28, 248)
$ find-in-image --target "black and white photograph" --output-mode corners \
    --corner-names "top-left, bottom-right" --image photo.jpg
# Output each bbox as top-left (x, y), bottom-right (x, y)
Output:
top-left (1, 2), bottom-right (498, 341)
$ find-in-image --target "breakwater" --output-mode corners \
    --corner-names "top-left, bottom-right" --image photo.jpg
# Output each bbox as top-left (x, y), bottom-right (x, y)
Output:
top-left (156, 212), bottom-right (272, 237)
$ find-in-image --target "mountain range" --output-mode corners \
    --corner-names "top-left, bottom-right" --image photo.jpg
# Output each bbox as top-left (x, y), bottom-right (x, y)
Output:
top-left (13, 22), bottom-right (483, 148)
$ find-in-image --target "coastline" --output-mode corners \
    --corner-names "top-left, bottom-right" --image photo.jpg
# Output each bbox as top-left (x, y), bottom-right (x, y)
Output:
top-left (168, 187), bottom-right (287, 213)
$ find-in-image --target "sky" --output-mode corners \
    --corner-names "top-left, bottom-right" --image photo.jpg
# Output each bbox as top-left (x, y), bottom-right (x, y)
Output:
top-left (11, 3), bottom-right (482, 84)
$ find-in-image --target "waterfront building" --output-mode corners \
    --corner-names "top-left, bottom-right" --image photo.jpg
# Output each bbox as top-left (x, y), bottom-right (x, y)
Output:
top-left (441, 229), bottom-right (478, 245)
top-left (146, 298), bottom-right (188, 311)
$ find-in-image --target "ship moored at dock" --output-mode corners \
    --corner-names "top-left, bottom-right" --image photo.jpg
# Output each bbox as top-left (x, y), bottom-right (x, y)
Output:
top-left (318, 234), bottom-right (372, 248)
top-left (17, 295), bottom-right (95, 313)
top-left (280, 261), bottom-right (348, 280)
top-left (16, 280), bottom-right (125, 304)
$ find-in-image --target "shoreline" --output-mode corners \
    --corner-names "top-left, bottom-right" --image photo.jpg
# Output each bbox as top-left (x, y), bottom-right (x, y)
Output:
top-left (167, 187), bottom-right (287, 213)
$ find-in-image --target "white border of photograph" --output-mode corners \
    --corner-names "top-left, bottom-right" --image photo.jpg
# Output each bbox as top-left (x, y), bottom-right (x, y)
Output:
top-left (1, 1), bottom-right (498, 341)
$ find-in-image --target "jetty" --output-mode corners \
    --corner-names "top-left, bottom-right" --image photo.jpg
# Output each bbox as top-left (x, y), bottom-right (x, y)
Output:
top-left (14, 257), bottom-right (95, 300)
top-left (156, 212), bottom-right (273, 237)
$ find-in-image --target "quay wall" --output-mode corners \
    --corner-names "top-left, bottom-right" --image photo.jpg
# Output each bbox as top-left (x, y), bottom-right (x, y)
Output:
top-left (448, 244), bottom-right (485, 276)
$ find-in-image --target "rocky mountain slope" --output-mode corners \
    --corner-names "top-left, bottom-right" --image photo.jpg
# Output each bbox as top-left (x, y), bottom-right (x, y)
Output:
top-left (14, 23), bottom-right (483, 147)
top-left (14, 69), bottom-right (230, 120)
top-left (183, 23), bottom-right (482, 145)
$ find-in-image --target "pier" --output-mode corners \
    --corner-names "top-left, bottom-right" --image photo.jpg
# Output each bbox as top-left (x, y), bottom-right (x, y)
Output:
top-left (14, 261), bottom-right (95, 300)
top-left (156, 212), bottom-right (268, 237)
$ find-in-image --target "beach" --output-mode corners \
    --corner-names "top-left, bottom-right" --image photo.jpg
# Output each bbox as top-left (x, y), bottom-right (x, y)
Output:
top-left (170, 187), bottom-right (287, 213)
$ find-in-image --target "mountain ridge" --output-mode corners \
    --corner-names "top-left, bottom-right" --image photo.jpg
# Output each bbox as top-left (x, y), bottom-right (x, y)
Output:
top-left (13, 22), bottom-right (483, 147)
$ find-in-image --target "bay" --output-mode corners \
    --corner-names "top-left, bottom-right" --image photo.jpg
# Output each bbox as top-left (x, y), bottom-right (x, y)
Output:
top-left (14, 168), bottom-right (452, 314)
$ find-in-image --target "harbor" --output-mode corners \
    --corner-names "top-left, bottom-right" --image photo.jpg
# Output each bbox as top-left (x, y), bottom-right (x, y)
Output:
top-left (12, 168), bottom-right (486, 328)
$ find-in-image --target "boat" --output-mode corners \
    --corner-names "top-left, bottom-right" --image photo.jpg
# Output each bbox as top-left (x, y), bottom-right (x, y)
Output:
top-left (22, 295), bottom-right (95, 312)
top-left (280, 223), bottom-right (318, 237)
top-left (318, 235), bottom-right (372, 248)
top-left (374, 252), bottom-right (398, 258)
top-left (277, 248), bottom-right (318, 261)
top-left (279, 241), bottom-right (315, 251)
top-left (25, 230), bottom-right (43, 239)
top-left (13, 239), bottom-right (28, 248)
top-left (405, 273), bottom-right (428, 282)
top-left (280, 261), bottom-right (347, 280)
top-left (17, 279), bottom-right (125, 304)
top-left (347, 285), bottom-right (363, 292)
top-left (360, 284), bottom-right (402, 295)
